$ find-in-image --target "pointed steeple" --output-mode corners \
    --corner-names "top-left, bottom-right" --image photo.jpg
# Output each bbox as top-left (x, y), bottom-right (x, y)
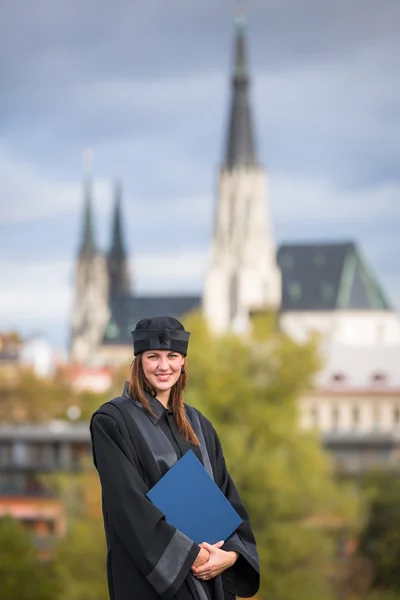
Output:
top-left (107, 180), bottom-right (131, 297)
top-left (110, 180), bottom-right (124, 256)
top-left (79, 178), bottom-right (97, 256)
top-left (224, 13), bottom-right (257, 169)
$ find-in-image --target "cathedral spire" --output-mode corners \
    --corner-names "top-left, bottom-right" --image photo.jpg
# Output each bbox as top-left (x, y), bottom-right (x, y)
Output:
top-left (110, 180), bottom-right (124, 256)
top-left (79, 177), bottom-right (97, 256)
top-left (107, 180), bottom-right (131, 297)
top-left (224, 13), bottom-right (257, 169)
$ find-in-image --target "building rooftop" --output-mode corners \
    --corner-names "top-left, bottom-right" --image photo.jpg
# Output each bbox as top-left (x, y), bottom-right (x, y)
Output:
top-left (103, 294), bottom-right (201, 346)
top-left (277, 241), bottom-right (391, 312)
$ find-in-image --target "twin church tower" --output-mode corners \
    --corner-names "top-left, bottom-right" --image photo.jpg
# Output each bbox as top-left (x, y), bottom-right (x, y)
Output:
top-left (70, 17), bottom-right (281, 364)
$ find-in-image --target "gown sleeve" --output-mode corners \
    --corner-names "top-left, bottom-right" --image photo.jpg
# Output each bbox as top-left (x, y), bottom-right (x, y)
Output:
top-left (90, 412), bottom-right (200, 600)
top-left (211, 423), bottom-right (260, 598)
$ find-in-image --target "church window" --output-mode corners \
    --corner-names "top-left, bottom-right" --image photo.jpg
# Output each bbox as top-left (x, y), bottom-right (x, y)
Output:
top-left (229, 274), bottom-right (238, 321)
top-left (228, 195), bottom-right (235, 239)
top-left (244, 199), bottom-right (251, 237)
top-left (280, 254), bottom-right (293, 269)
top-left (287, 281), bottom-right (302, 302)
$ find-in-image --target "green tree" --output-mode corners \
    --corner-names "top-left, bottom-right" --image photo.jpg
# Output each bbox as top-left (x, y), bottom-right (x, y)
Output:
top-left (0, 369), bottom-right (74, 422)
top-left (183, 311), bottom-right (359, 600)
top-left (0, 515), bottom-right (57, 600)
top-left (52, 470), bottom-right (109, 600)
top-left (0, 367), bottom-right (109, 424)
top-left (357, 472), bottom-right (400, 595)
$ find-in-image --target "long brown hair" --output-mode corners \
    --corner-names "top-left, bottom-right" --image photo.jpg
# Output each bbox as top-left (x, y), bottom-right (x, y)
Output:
top-left (128, 355), bottom-right (199, 446)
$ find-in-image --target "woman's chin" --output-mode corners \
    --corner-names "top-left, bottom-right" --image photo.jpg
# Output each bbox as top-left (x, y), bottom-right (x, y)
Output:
top-left (152, 378), bottom-right (177, 394)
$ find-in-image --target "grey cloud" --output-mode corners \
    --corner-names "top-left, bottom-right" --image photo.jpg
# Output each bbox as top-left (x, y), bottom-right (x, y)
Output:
top-left (2, 0), bottom-right (399, 78)
top-left (2, 0), bottom-right (399, 191)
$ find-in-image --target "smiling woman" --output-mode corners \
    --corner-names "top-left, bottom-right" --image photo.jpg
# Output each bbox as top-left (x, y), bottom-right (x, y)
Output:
top-left (90, 315), bottom-right (259, 600)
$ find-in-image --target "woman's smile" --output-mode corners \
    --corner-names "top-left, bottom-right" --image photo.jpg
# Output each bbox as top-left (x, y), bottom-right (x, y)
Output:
top-left (156, 373), bottom-right (171, 381)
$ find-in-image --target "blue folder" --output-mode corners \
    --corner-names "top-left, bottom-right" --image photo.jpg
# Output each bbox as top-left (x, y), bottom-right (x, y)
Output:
top-left (146, 450), bottom-right (243, 544)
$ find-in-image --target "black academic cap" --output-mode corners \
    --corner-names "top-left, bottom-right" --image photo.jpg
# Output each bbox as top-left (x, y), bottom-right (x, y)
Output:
top-left (131, 316), bottom-right (191, 356)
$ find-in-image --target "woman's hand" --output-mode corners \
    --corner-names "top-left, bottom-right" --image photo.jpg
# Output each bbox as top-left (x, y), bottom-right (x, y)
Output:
top-left (192, 547), bottom-right (210, 568)
top-left (191, 541), bottom-right (238, 580)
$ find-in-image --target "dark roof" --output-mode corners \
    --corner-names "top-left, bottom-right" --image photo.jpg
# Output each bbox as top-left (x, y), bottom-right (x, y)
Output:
top-left (107, 181), bottom-right (131, 296)
top-left (277, 241), bottom-right (391, 312)
top-left (103, 295), bottom-right (201, 345)
top-left (0, 422), bottom-right (90, 442)
top-left (108, 181), bottom-right (126, 258)
top-left (224, 15), bottom-right (257, 169)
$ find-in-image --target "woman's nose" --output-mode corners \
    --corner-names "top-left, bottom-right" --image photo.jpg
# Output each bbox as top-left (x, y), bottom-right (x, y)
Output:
top-left (158, 358), bottom-right (169, 371)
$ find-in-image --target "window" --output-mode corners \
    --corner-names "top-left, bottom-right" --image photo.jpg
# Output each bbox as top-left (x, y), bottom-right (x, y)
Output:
top-left (320, 282), bottom-right (334, 303)
top-left (332, 372), bottom-right (346, 384)
top-left (312, 252), bottom-right (325, 267)
top-left (332, 406), bottom-right (339, 431)
top-left (287, 281), bottom-right (302, 302)
top-left (105, 321), bottom-right (119, 339)
top-left (352, 406), bottom-right (360, 429)
top-left (393, 406), bottom-right (400, 427)
top-left (371, 372), bottom-right (388, 384)
top-left (228, 194), bottom-right (235, 239)
top-left (12, 441), bottom-right (28, 466)
top-left (373, 405), bottom-right (380, 431)
top-left (280, 254), bottom-right (293, 269)
top-left (229, 274), bottom-right (238, 321)
top-left (0, 444), bottom-right (11, 467)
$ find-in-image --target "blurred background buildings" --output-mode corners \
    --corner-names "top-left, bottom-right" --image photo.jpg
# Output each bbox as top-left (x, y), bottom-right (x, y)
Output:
top-left (68, 16), bottom-right (400, 470)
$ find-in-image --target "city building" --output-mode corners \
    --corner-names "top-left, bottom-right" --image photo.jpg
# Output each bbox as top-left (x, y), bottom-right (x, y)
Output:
top-left (0, 421), bottom-right (92, 559)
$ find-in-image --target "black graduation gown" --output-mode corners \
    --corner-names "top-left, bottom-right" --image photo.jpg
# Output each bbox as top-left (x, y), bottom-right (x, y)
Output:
top-left (90, 384), bottom-right (260, 600)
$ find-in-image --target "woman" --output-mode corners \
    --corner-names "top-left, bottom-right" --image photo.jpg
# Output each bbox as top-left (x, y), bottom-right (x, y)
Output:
top-left (90, 316), bottom-right (259, 600)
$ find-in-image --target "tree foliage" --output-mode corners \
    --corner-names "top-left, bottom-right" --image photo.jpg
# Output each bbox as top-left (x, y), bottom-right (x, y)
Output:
top-left (0, 515), bottom-right (57, 600)
top-left (0, 311), bottom-right (362, 600)
top-left (0, 368), bottom-right (108, 423)
top-left (51, 471), bottom-right (109, 600)
top-left (183, 311), bottom-right (359, 600)
top-left (357, 472), bottom-right (400, 595)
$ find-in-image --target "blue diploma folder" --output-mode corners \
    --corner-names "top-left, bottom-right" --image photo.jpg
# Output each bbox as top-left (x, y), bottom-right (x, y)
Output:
top-left (146, 450), bottom-right (243, 544)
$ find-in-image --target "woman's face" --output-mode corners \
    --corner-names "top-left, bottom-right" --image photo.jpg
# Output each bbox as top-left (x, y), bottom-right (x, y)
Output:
top-left (141, 350), bottom-right (185, 395)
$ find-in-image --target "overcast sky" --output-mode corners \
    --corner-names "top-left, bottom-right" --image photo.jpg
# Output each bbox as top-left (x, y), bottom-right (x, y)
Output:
top-left (0, 0), bottom-right (399, 348)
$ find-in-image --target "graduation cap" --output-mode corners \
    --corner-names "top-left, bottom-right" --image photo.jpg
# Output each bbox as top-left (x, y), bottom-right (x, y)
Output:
top-left (131, 316), bottom-right (191, 356)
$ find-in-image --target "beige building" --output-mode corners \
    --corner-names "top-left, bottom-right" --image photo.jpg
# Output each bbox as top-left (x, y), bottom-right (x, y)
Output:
top-left (300, 345), bottom-right (400, 473)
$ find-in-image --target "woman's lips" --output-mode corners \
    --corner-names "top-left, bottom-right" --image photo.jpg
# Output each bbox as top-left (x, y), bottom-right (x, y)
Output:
top-left (155, 374), bottom-right (171, 380)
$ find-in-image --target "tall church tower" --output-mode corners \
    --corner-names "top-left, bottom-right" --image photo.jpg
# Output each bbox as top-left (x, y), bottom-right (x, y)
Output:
top-left (69, 176), bottom-right (110, 364)
top-left (107, 180), bottom-right (131, 298)
top-left (203, 15), bottom-right (281, 333)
